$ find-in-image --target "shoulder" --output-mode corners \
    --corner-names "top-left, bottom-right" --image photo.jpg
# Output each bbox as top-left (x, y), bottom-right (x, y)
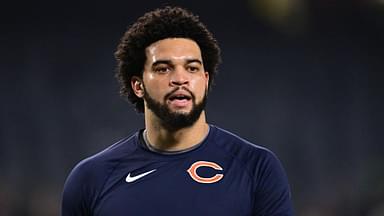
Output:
top-left (209, 125), bottom-right (285, 181)
top-left (209, 126), bottom-right (293, 214)
top-left (62, 132), bottom-right (139, 214)
top-left (210, 125), bottom-right (275, 159)
top-left (63, 132), bottom-right (139, 198)
top-left (66, 132), bottom-right (139, 184)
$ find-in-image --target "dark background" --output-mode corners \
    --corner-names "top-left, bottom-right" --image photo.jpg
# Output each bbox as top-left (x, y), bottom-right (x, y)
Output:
top-left (1, 0), bottom-right (384, 215)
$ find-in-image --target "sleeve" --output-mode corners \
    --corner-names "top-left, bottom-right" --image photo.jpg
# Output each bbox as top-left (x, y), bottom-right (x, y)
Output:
top-left (252, 150), bottom-right (294, 216)
top-left (61, 161), bottom-right (93, 216)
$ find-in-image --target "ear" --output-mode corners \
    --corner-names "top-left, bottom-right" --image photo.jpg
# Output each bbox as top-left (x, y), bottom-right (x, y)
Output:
top-left (204, 71), bottom-right (210, 88)
top-left (131, 76), bottom-right (144, 98)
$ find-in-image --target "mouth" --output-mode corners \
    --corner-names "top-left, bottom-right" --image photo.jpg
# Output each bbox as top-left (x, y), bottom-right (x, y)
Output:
top-left (168, 94), bottom-right (192, 101)
top-left (167, 92), bottom-right (193, 108)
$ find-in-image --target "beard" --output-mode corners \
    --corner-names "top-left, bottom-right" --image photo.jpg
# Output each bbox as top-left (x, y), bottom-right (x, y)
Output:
top-left (143, 86), bottom-right (207, 131)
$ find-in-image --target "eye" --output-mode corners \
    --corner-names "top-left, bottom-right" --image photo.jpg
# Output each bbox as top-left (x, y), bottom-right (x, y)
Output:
top-left (187, 65), bottom-right (201, 73)
top-left (154, 66), bottom-right (171, 73)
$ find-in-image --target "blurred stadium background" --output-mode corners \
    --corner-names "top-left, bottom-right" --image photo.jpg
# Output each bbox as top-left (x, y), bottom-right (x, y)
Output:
top-left (1, 0), bottom-right (384, 215)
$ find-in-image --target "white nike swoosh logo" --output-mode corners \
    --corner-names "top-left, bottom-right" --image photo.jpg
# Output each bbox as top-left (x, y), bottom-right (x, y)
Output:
top-left (125, 169), bottom-right (156, 183)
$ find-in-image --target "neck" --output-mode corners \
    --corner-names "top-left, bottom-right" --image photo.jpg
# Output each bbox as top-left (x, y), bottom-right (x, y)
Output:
top-left (144, 110), bottom-right (209, 151)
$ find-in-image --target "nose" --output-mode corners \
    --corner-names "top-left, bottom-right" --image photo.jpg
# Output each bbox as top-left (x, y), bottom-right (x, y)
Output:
top-left (170, 67), bottom-right (189, 86)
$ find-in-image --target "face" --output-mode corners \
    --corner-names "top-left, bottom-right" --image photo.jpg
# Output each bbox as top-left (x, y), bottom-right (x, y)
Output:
top-left (132, 38), bottom-right (209, 129)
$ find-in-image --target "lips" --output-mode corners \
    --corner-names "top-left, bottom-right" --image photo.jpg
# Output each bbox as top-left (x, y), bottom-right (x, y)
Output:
top-left (167, 91), bottom-right (192, 108)
top-left (168, 94), bottom-right (192, 101)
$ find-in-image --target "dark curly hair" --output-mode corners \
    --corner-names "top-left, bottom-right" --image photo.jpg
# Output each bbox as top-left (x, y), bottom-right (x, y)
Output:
top-left (114, 6), bottom-right (221, 113)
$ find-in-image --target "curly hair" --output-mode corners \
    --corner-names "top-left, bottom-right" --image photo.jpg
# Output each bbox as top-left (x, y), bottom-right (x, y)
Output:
top-left (114, 6), bottom-right (221, 113)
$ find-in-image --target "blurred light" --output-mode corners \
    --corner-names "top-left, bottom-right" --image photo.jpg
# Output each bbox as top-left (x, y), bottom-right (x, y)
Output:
top-left (248, 0), bottom-right (308, 35)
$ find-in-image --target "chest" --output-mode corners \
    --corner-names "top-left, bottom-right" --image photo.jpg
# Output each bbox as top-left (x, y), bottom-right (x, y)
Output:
top-left (93, 158), bottom-right (254, 216)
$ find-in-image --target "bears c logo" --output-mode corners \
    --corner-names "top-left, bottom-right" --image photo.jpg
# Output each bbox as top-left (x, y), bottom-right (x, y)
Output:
top-left (187, 161), bottom-right (224, 184)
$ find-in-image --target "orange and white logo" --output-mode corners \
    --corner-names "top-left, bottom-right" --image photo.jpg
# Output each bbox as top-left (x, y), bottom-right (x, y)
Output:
top-left (187, 161), bottom-right (224, 184)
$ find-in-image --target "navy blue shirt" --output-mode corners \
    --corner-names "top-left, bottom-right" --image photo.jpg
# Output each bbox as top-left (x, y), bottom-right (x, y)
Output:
top-left (62, 125), bottom-right (293, 215)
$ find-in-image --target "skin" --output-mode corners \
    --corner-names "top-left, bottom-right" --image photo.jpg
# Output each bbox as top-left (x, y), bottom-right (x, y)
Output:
top-left (131, 38), bottom-right (210, 151)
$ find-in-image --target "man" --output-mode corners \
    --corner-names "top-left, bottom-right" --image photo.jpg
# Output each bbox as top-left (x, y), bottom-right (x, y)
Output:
top-left (62, 6), bottom-right (294, 216)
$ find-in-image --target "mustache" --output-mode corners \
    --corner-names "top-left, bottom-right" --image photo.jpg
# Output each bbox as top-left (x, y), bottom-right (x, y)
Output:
top-left (164, 87), bottom-right (195, 101)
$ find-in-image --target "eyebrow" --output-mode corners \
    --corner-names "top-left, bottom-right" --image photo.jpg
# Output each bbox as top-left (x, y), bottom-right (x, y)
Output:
top-left (152, 59), bottom-right (203, 67)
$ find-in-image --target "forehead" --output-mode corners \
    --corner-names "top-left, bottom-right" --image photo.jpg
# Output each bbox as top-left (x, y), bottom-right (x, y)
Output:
top-left (145, 38), bottom-right (202, 63)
